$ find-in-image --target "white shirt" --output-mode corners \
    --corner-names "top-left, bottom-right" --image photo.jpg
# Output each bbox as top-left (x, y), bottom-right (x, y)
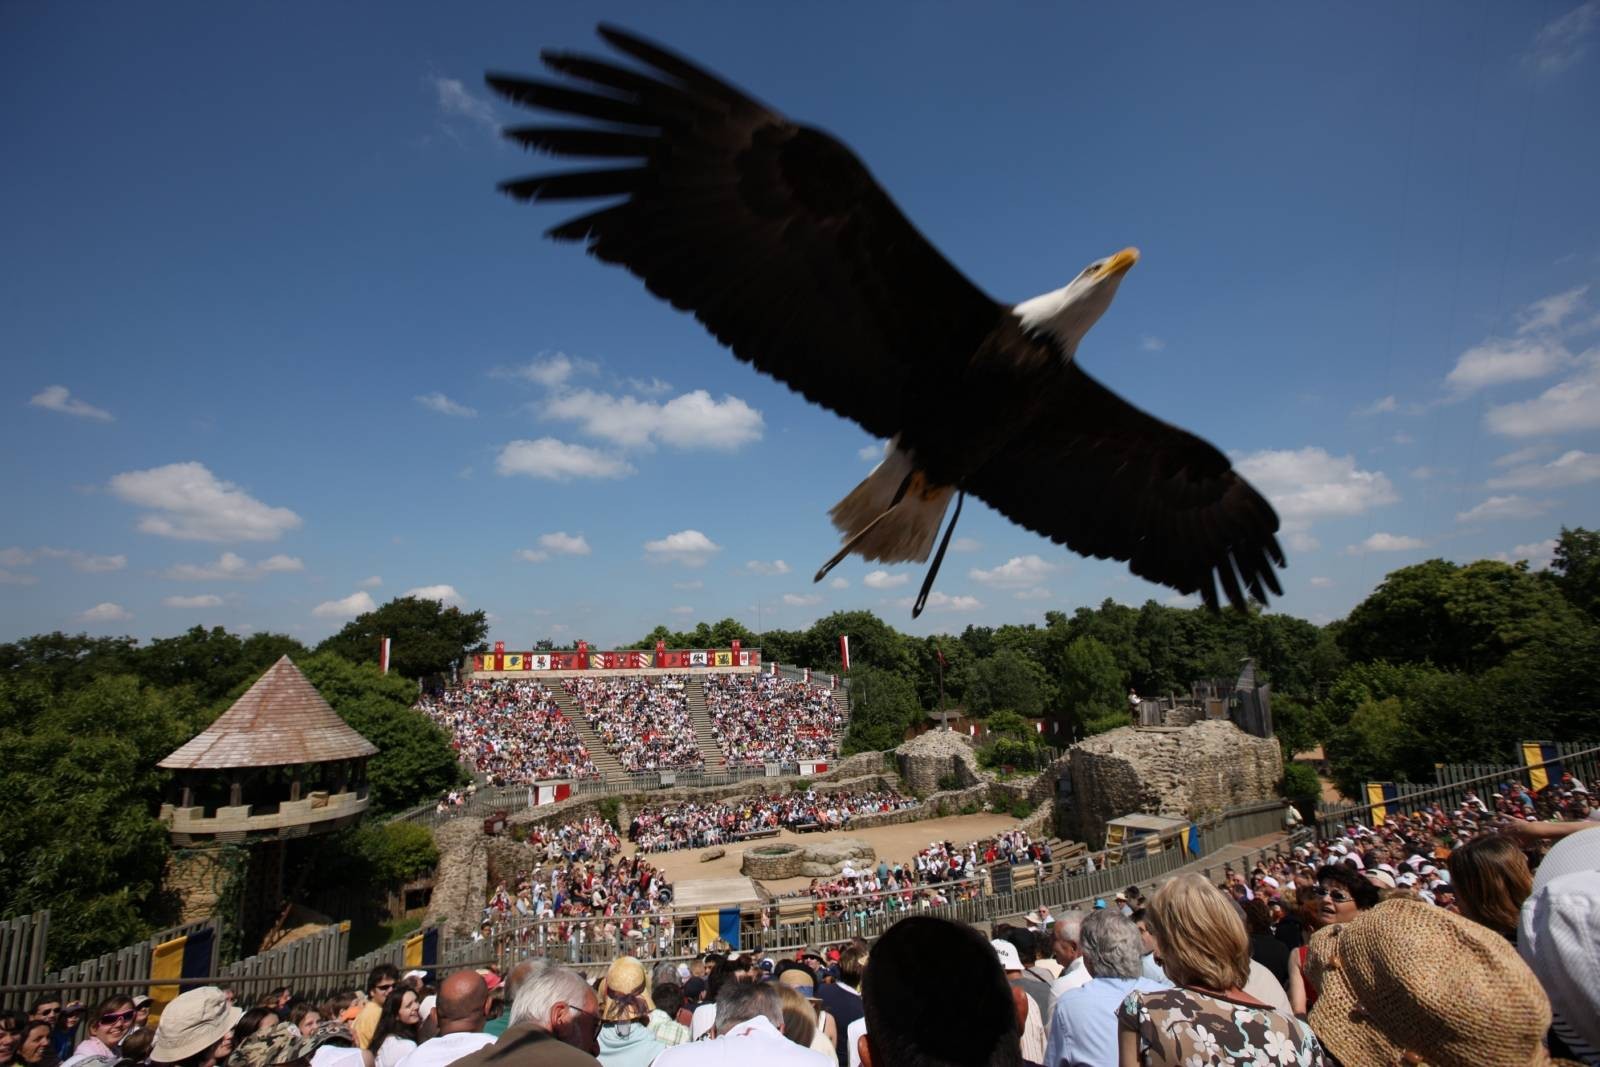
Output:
top-left (395, 1031), bottom-right (496, 1067)
top-left (1048, 957), bottom-right (1091, 1008)
top-left (690, 1001), bottom-right (717, 1039)
top-left (655, 1015), bottom-right (831, 1067)
top-left (846, 1017), bottom-right (867, 1067)
top-left (1244, 960), bottom-right (1293, 1014)
top-left (375, 1036), bottom-right (416, 1067)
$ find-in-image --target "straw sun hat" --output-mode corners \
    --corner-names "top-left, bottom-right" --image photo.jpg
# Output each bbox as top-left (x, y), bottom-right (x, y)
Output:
top-left (598, 956), bottom-right (653, 1023)
top-left (151, 987), bottom-right (243, 1063)
top-left (1308, 897), bottom-right (1577, 1067)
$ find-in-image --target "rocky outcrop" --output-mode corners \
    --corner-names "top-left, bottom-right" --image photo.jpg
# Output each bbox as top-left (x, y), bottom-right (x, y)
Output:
top-left (742, 838), bottom-right (876, 880)
top-left (699, 848), bottom-right (725, 863)
top-left (1062, 720), bottom-right (1282, 846)
top-left (424, 818), bottom-right (491, 936)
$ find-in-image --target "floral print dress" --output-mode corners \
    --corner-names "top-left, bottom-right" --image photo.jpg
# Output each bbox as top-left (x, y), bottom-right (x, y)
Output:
top-left (1117, 987), bottom-right (1325, 1066)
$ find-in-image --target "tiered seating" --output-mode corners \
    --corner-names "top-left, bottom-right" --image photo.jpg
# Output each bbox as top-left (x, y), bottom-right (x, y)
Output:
top-left (562, 675), bottom-right (705, 772)
top-left (628, 789), bottom-right (918, 853)
top-left (416, 679), bottom-right (598, 782)
top-left (704, 674), bottom-right (845, 766)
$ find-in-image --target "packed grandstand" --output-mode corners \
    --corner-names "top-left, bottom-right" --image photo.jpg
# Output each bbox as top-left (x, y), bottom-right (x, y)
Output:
top-left (415, 669), bottom-right (846, 782)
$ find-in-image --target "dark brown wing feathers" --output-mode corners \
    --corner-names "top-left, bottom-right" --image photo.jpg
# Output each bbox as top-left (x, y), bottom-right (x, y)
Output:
top-left (491, 26), bottom-right (1285, 611)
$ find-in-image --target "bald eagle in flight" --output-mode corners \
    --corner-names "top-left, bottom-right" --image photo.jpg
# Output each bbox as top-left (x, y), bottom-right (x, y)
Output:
top-left (488, 26), bottom-right (1285, 617)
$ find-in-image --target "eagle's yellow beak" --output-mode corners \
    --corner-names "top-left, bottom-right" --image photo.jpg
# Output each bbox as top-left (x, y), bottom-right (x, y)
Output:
top-left (1101, 247), bottom-right (1139, 279)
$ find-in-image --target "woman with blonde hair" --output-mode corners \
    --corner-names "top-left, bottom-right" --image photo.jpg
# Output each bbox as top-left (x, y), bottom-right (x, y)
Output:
top-left (595, 957), bottom-right (666, 1067)
top-left (1448, 833), bottom-right (1533, 942)
top-left (774, 985), bottom-right (818, 1051)
top-left (1117, 874), bottom-right (1324, 1066)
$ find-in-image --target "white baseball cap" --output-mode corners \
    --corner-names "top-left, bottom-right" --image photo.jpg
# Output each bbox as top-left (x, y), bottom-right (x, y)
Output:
top-left (990, 938), bottom-right (1023, 972)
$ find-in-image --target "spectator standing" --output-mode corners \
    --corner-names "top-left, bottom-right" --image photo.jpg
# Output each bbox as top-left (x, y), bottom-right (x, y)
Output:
top-left (1288, 865), bottom-right (1378, 1018)
top-left (370, 988), bottom-right (423, 1067)
top-left (355, 967), bottom-right (401, 1051)
top-left (399, 971), bottom-right (496, 1067)
top-left (991, 940), bottom-right (1045, 1065)
top-left (1117, 874), bottom-right (1323, 1066)
top-left (1517, 825), bottom-right (1600, 1063)
top-left (1045, 911), bottom-right (1167, 1067)
top-left (449, 964), bottom-right (601, 1067)
top-left (150, 987), bottom-right (243, 1067)
top-left (1001, 930), bottom-right (1052, 1022)
top-left (653, 984), bottom-right (827, 1067)
top-left (815, 945), bottom-right (865, 1067)
top-left (1047, 913), bottom-right (1091, 1005)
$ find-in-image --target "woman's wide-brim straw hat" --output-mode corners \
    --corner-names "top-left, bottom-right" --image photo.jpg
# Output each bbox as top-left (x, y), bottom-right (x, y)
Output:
top-left (151, 987), bottom-right (243, 1064)
top-left (599, 955), bottom-right (653, 1023)
top-left (1309, 897), bottom-right (1572, 1067)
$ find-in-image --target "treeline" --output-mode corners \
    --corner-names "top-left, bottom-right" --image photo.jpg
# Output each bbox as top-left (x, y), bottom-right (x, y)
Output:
top-left (0, 596), bottom-right (481, 966)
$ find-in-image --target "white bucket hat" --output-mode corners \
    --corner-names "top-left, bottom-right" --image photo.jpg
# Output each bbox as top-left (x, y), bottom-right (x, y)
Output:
top-left (151, 987), bottom-right (243, 1063)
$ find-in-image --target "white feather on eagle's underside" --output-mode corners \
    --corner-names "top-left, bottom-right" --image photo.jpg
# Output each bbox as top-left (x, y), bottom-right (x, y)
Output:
top-left (487, 25), bottom-right (1285, 615)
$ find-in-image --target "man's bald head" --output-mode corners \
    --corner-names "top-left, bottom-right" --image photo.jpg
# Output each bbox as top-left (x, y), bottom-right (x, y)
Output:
top-left (437, 971), bottom-right (490, 1033)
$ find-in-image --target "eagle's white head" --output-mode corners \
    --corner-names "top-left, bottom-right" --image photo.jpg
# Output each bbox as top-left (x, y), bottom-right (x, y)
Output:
top-left (1013, 246), bottom-right (1139, 353)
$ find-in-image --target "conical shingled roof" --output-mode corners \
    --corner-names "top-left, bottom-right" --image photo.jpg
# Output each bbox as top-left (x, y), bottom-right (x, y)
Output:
top-left (159, 655), bottom-right (378, 770)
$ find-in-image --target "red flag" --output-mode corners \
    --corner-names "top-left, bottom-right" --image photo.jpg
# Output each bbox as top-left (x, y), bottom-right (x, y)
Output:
top-left (379, 636), bottom-right (391, 675)
top-left (936, 646), bottom-right (947, 668)
top-left (839, 635), bottom-right (851, 672)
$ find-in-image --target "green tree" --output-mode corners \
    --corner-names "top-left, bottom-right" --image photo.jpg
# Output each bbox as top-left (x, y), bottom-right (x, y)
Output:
top-left (354, 822), bottom-right (440, 884)
top-left (842, 666), bottom-right (922, 753)
top-left (1325, 696), bottom-right (1416, 797)
top-left (1055, 636), bottom-right (1125, 730)
top-left (297, 654), bottom-right (464, 813)
top-left (137, 626), bottom-right (308, 705)
top-left (1552, 526), bottom-right (1600, 623)
top-left (961, 647), bottom-right (1049, 719)
top-left (0, 632), bottom-right (141, 694)
top-left (317, 597), bottom-right (488, 682)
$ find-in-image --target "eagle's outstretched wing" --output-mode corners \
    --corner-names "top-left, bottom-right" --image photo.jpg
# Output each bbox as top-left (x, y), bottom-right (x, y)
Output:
top-left (488, 25), bottom-right (1004, 440)
top-left (963, 361), bottom-right (1285, 610)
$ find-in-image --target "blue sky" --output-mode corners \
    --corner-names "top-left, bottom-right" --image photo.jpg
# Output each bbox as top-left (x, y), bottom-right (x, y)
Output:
top-left (3, 3), bottom-right (1598, 649)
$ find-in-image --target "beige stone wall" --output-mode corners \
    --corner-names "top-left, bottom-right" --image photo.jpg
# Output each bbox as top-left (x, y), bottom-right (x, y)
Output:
top-left (895, 729), bottom-right (981, 796)
top-left (166, 847), bottom-right (232, 924)
top-left (1063, 720), bottom-right (1283, 846)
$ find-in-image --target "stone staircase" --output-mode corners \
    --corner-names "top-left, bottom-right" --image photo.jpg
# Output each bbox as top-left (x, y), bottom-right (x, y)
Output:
top-left (684, 675), bottom-right (725, 768)
top-left (830, 684), bottom-right (852, 756)
top-left (550, 684), bottom-right (624, 780)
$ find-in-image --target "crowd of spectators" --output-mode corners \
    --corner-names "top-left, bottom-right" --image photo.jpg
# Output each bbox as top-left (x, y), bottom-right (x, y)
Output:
top-left (563, 678), bottom-right (703, 774)
top-left (703, 676), bottom-right (844, 767)
top-left (416, 681), bottom-right (598, 783)
top-left (626, 791), bottom-right (917, 854)
top-left (478, 852), bottom-right (677, 960)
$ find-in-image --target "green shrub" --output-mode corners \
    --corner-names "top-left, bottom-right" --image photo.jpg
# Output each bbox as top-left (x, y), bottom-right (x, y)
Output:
top-left (1005, 795), bottom-right (1034, 820)
top-left (936, 772), bottom-right (963, 792)
top-left (791, 779), bottom-right (811, 793)
top-left (1282, 761), bottom-right (1322, 801)
top-left (597, 797), bottom-right (622, 827)
top-left (959, 802), bottom-right (980, 816)
top-left (356, 822), bottom-right (439, 884)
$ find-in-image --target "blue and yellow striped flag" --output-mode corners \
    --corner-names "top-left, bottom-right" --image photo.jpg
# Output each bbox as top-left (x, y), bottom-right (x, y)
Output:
top-left (696, 907), bottom-right (741, 952)
top-left (1522, 742), bottom-right (1564, 792)
top-left (403, 927), bottom-right (440, 970)
top-left (1365, 782), bottom-right (1398, 827)
top-left (147, 925), bottom-right (214, 1023)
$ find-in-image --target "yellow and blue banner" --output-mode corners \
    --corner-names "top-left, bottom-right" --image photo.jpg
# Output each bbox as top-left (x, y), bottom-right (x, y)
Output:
top-left (1181, 823), bottom-right (1201, 857)
top-left (697, 907), bottom-right (741, 951)
top-left (148, 925), bottom-right (214, 1022)
top-left (1366, 782), bottom-right (1398, 826)
top-left (1522, 742), bottom-right (1564, 792)
top-left (403, 927), bottom-right (440, 969)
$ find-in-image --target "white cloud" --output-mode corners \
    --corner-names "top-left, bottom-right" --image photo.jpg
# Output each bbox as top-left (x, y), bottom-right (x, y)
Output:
top-left (1526, 1), bottom-right (1599, 76)
top-left (1356, 394), bottom-right (1398, 416)
top-left (1014, 588), bottom-right (1052, 601)
top-left (498, 352), bottom-right (599, 388)
top-left (1390, 432), bottom-right (1414, 446)
top-left (544, 388), bottom-right (764, 450)
top-left (1519, 285), bottom-right (1589, 334)
top-left (858, 442), bottom-right (887, 462)
top-left (745, 559), bottom-right (791, 576)
top-left (1234, 448), bottom-right (1398, 521)
top-left (863, 570), bottom-right (909, 589)
top-left (644, 529), bottom-right (721, 567)
top-left (1165, 592), bottom-right (1199, 607)
top-left (163, 551), bottom-right (303, 581)
top-left (0, 569), bottom-right (39, 586)
top-left (1309, 576), bottom-right (1334, 588)
top-left (1446, 336), bottom-right (1572, 393)
top-left (1347, 532), bottom-right (1427, 554)
top-left (517, 531), bottom-right (593, 562)
top-left (1493, 538), bottom-right (1559, 571)
top-left (359, 575), bottom-right (383, 588)
top-left (163, 594), bottom-right (224, 609)
top-left (405, 584), bottom-right (464, 606)
top-left (625, 377), bottom-right (674, 396)
top-left (312, 591), bottom-right (377, 619)
top-left (496, 438), bottom-right (635, 481)
top-left (782, 593), bottom-right (823, 606)
top-left (1485, 356), bottom-right (1600, 437)
top-left (1456, 495), bottom-right (1548, 524)
top-left (29, 385), bottom-right (113, 421)
top-left (673, 579), bottom-right (704, 591)
top-left (415, 392), bottom-right (477, 417)
top-left (35, 547), bottom-right (126, 573)
top-left (1409, 466), bottom-right (1435, 481)
top-left (0, 547), bottom-right (32, 567)
top-left (951, 537), bottom-right (982, 553)
top-left (828, 577), bottom-right (850, 590)
top-left (894, 591), bottom-right (981, 612)
top-left (1493, 446), bottom-right (1546, 468)
top-left (1285, 529), bottom-right (1321, 553)
top-left (1487, 449), bottom-right (1600, 489)
top-left (1140, 336), bottom-right (1167, 352)
top-left (79, 602), bottom-right (131, 622)
top-left (668, 605), bottom-right (695, 616)
top-left (109, 462), bottom-right (302, 542)
top-left (433, 76), bottom-right (500, 132)
top-left (969, 554), bottom-right (1058, 588)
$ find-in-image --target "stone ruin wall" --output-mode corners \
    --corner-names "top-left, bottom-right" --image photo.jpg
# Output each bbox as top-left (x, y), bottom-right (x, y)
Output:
top-left (1062, 719), bottom-right (1282, 846)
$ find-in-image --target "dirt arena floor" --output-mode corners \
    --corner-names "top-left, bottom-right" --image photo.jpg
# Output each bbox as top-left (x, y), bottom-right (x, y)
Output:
top-left (627, 811), bottom-right (1025, 895)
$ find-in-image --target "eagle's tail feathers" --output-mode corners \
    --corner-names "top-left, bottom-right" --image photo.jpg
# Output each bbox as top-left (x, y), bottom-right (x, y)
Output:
top-left (818, 442), bottom-right (953, 579)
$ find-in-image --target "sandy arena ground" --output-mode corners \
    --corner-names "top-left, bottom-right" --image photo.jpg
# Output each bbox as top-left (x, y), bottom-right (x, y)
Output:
top-left (627, 811), bottom-right (1026, 895)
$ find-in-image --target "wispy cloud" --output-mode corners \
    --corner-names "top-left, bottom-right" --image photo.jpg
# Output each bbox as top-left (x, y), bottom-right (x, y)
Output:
top-left (969, 554), bottom-right (1058, 589)
top-left (517, 532), bottom-right (592, 562)
top-left (894, 591), bottom-right (981, 612)
top-left (1525, 1), bottom-right (1599, 77)
top-left (828, 577), bottom-right (850, 590)
top-left (30, 385), bottom-right (113, 421)
top-left (782, 593), bottom-right (822, 606)
top-left (496, 352), bottom-right (599, 389)
top-left (1518, 285), bottom-right (1589, 334)
top-left (1493, 538), bottom-right (1559, 570)
top-left (109, 462), bottom-right (302, 542)
top-left (1309, 576), bottom-right (1334, 588)
top-left (1456, 495), bottom-right (1548, 524)
top-left (668, 605), bottom-right (695, 616)
top-left (496, 438), bottom-right (636, 481)
top-left (404, 584), bottom-right (464, 606)
top-left (416, 392), bottom-right (477, 417)
top-left (1487, 449), bottom-right (1600, 489)
top-left (1484, 354), bottom-right (1600, 437)
top-left (544, 388), bottom-right (764, 451)
top-left (163, 594), bottom-right (224, 609)
top-left (1139, 336), bottom-right (1167, 352)
top-left (858, 442), bottom-right (887, 462)
top-left (23, 547), bottom-right (128, 573)
top-left (312, 591), bottom-right (376, 619)
top-left (745, 559), bottom-right (791, 576)
top-left (79, 602), bottom-right (132, 622)
top-left (863, 570), bottom-right (909, 589)
top-left (1346, 532), bottom-right (1427, 554)
top-left (433, 76), bottom-right (501, 133)
top-left (163, 552), bottom-right (303, 581)
top-left (644, 529), bottom-right (721, 567)
top-left (359, 575), bottom-right (382, 588)
top-left (1446, 336), bottom-right (1573, 394)
top-left (951, 537), bottom-right (982, 553)
top-left (1355, 395), bottom-right (1398, 416)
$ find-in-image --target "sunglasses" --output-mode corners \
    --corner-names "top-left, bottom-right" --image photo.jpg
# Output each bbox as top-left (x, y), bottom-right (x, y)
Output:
top-left (1311, 886), bottom-right (1353, 903)
top-left (99, 1010), bottom-right (136, 1025)
top-left (375, 983), bottom-right (396, 992)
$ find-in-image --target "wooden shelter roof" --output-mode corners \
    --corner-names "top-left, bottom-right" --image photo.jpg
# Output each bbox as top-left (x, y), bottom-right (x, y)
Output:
top-left (158, 655), bottom-right (378, 770)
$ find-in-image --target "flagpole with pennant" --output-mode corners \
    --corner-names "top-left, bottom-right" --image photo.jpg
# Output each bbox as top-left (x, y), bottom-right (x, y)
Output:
top-left (936, 645), bottom-right (948, 730)
top-left (379, 636), bottom-right (392, 675)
